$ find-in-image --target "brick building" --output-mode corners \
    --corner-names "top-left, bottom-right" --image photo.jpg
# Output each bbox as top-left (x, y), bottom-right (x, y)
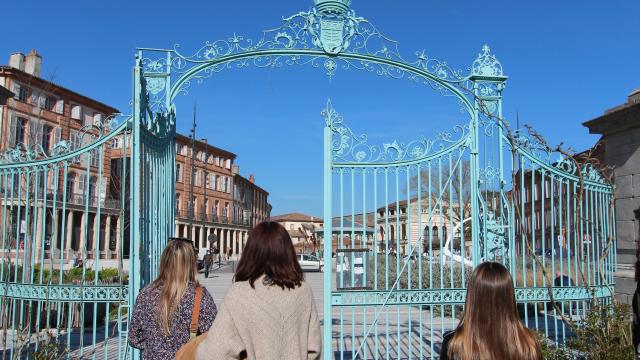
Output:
top-left (0, 51), bottom-right (271, 265)
top-left (0, 51), bottom-right (123, 264)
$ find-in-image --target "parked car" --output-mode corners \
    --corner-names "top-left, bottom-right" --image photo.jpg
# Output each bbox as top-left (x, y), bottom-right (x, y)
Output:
top-left (297, 254), bottom-right (324, 272)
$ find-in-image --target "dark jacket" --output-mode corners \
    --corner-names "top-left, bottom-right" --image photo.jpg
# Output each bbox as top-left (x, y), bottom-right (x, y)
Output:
top-left (439, 330), bottom-right (455, 360)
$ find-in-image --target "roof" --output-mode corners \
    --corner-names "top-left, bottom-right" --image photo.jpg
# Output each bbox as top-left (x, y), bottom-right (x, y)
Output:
top-left (234, 174), bottom-right (269, 195)
top-left (315, 218), bottom-right (375, 235)
top-left (0, 66), bottom-right (119, 114)
top-left (0, 85), bottom-right (14, 104)
top-left (270, 213), bottom-right (323, 223)
top-left (175, 133), bottom-right (237, 159)
top-left (583, 101), bottom-right (640, 135)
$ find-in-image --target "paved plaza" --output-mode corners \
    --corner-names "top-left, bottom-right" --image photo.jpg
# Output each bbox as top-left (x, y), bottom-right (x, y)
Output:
top-left (199, 268), bottom-right (457, 359)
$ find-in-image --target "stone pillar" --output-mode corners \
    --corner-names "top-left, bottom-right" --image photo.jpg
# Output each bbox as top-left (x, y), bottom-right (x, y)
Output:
top-left (182, 224), bottom-right (188, 238)
top-left (104, 216), bottom-right (112, 258)
top-left (65, 210), bottom-right (74, 258)
top-left (78, 212), bottom-right (87, 256)
top-left (92, 213), bottom-right (100, 259)
top-left (205, 227), bottom-right (211, 250)
top-left (199, 226), bottom-right (205, 252)
top-left (34, 205), bottom-right (44, 264)
top-left (114, 215), bottom-right (122, 258)
top-left (231, 230), bottom-right (236, 258)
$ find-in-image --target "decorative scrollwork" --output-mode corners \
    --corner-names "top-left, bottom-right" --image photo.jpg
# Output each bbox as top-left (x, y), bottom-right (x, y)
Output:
top-left (323, 100), bottom-right (470, 164)
top-left (0, 114), bottom-right (126, 165)
top-left (138, 2), bottom-right (504, 114)
top-left (472, 44), bottom-right (503, 77)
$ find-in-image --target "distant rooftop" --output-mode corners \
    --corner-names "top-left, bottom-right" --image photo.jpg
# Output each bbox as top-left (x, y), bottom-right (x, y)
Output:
top-left (271, 213), bottom-right (323, 223)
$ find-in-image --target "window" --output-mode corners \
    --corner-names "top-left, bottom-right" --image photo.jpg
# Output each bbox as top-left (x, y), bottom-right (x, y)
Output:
top-left (181, 145), bottom-right (188, 156)
top-left (44, 96), bottom-right (55, 111)
top-left (42, 125), bottom-right (53, 152)
top-left (90, 148), bottom-right (100, 167)
top-left (13, 84), bottom-right (28, 102)
top-left (214, 200), bottom-right (219, 215)
top-left (534, 186), bottom-right (539, 201)
top-left (175, 194), bottom-right (181, 211)
top-left (93, 113), bottom-right (103, 125)
top-left (55, 99), bottom-right (64, 114)
top-left (111, 136), bottom-right (123, 149)
top-left (71, 104), bottom-right (82, 120)
top-left (195, 170), bottom-right (202, 187)
top-left (176, 163), bottom-right (184, 182)
top-left (225, 159), bottom-right (231, 169)
top-left (15, 117), bottom-right (27, 145)
top-left (214, 175), bottom-right (220, 191)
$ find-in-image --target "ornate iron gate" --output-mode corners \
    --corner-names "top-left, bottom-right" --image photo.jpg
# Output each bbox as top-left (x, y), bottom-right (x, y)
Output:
top-left (0, 116), bottom-right (133, 359)
top-left (0, 0), bottom-right (615, 359)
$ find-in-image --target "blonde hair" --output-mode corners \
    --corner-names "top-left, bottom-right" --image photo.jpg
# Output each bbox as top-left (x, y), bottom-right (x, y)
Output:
top-left (448, 262), bottom-right (541, 360)
top-left (152, 240), bottom-right (198, 335)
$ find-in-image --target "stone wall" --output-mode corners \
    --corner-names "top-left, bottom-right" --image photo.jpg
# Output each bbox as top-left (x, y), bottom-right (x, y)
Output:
top-left (584, 94), bottom-right (640, 304)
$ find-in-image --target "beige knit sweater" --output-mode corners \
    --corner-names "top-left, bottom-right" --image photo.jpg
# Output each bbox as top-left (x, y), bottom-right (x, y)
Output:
top-left (195, 277), bottom-right (322, 360)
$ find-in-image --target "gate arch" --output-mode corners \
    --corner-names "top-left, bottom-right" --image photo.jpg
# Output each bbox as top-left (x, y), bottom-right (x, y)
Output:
top-left (0, 0), bottom-right (615, 359)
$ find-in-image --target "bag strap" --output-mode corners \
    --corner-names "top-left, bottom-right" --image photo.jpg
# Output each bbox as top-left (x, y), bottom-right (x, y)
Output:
top-left (189, 286), bottom-right (204, 340)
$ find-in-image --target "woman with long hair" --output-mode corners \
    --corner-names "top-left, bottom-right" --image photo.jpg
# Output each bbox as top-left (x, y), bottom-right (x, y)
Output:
top-left (440, 261), bottom-right (541, 360)
top-left (129, 239), bottom-right (217, 359)
top-left (196, 221), bottom-right (322, 360)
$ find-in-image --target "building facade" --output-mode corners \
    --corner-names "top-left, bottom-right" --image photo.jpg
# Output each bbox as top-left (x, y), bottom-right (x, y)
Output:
top-left (0, 51), bottom-right (124, 265)
top-left (271, 213), bottom-right (323, 252)
top-left (0, 51), bottom-right (271, 265)
top-left (584, 88), bottom-right (640, 304)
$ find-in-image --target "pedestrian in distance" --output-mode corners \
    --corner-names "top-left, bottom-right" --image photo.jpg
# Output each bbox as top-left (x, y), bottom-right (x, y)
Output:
top-left (440, 261), bottom-right (541, 360)
top-left (196, 221), bottom-right (322, 360)
top-left (203, 250), bottom-right (213, 278)
top-left (129, 238), bottom-right (217, 359)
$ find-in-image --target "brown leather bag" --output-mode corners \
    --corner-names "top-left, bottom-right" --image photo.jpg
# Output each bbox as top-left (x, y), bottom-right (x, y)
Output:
top-left (175, 286), bottom-right (208, 360)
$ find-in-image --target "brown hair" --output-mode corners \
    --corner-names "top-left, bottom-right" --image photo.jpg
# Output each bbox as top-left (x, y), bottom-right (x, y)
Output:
top-left (152, 239), bottom-right (198, 335)
top-left (234, 221), bottom-right (303, 289)
top-left (448, 261), bottom-right (541, 360)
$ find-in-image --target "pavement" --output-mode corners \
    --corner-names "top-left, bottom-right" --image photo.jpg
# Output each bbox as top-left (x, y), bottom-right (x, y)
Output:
top-left (198, 265), bottom-right (454, 359)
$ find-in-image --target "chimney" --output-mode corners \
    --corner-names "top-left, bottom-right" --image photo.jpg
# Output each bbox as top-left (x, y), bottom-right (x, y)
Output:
top-left (249, 175), bottom-right (255, 184)
top-left (232, 165), bottom-right (239, 175)
top-left (24, 49), bottom-right (42, 77)
top-left (8, 53), bottom-right (25, 71)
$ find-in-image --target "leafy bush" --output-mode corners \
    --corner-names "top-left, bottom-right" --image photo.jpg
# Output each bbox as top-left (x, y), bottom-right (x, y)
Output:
top-left (539, 301), bottom-right (634, 359)
top-left (30, 342), bottom-right (67, 360)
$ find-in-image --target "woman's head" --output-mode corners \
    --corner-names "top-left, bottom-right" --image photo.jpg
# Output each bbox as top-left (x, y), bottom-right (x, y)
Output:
top-left (449, 261), bottom-right (540, 360)
top-left (234, 221), bottom-right (303, 289)
top-left (154, 239), bottom-right (198, 335)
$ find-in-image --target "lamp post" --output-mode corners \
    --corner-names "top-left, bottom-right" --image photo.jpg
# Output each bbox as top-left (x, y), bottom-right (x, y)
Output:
top-left (188, 104), bottom-right (197, 243)
top-left (201, 137), bottom-right (208, 253)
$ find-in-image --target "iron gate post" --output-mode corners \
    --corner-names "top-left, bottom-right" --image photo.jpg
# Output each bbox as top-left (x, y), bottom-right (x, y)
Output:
top-left (322, 117), bottom-right (333, 360)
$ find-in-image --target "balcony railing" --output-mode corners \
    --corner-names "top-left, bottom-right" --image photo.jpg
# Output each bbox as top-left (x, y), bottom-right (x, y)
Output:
top-left (174, 209), bottom-right (251, 227)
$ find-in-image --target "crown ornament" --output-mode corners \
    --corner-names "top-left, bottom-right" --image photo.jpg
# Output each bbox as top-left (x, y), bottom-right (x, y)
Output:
top-left (314, 0), bottom-right (352, 15)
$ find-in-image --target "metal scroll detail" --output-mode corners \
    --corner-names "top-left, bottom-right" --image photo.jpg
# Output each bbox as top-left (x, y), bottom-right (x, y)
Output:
top-left (0, 114), bottom-right (126, 164)
top-left (322, 100), bottom-right (470, 164)
top-left (137, 1), bottom-right (507, 115)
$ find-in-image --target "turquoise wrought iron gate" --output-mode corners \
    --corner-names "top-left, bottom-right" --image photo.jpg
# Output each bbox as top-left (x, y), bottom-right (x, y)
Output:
top-left (0, 115), bottom-right (133, 359)
top-left (0, 0), bottom-right (615, 359)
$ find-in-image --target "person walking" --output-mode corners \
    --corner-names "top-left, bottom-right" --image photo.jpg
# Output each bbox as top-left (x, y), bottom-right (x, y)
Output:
top-left (203, 250), bottom-right (213, 278)
top-left (440, 261), bottom-right (541, 360)
top-left (129, 239), bottom-right (217, 359)
top-left (196, 221), bottom-right (322, 360)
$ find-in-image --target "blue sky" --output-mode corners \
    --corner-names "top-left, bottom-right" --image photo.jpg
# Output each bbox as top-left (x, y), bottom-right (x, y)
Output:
top-left (3, 0), bottom-right (638, 217)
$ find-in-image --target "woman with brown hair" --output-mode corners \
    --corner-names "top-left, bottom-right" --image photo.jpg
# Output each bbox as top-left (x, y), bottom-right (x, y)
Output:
top-left (129, 239), bottom-right (217, 359)
top-left (440, 261), bottom-right (541, 360)
top-left (196, 221), bottom-right (322, 360)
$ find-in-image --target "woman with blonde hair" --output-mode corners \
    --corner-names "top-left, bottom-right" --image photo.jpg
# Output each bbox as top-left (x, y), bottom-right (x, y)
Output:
top-left (440, 261), bottom-right (541, 360)
top-left (129, 238), bottom-right (217, 359)
top-left (196, 221), bottom-right (321, 360)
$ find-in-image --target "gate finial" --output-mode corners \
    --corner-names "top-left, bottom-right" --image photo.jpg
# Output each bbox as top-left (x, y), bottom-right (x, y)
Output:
top-left (314, 0), bottom-right (352, 15)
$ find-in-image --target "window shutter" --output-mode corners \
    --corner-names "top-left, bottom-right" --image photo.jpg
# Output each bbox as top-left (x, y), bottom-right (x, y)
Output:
top-left (55, 100), bottom-right (64, 114)
top-left (77, 176), bottom-right (85, 195)
top-left (7, 115), bottom-right (16, 147)
top-left (12, 84), bottom-right (20, 100)
top-left (28, 119), bottom-right (38, 146)
top-left (53, 127), bottom-right (62, 146)
top-left (101, 177), bottom-right (108, 201)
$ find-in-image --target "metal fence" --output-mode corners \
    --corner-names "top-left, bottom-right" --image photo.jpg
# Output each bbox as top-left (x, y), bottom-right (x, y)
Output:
top-left (0, 118), bottom-right (131, 359)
